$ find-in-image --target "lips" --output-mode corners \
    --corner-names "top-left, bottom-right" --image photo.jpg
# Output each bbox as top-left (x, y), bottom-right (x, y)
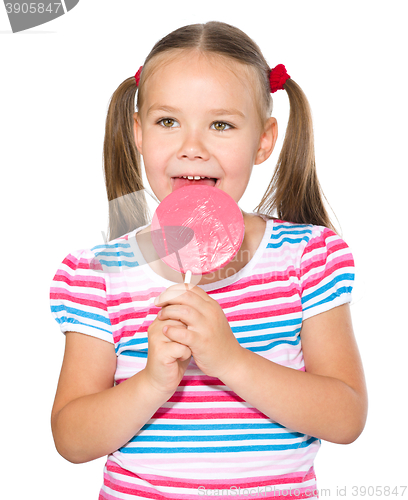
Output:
top-left (172, 176), bottom-right (218, 191)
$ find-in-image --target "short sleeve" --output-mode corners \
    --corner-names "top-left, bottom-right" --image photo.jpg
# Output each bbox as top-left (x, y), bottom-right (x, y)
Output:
top-left (300, 227), bottom-right (355, 321)
top-left (50, 249), bottom-right (114, 343)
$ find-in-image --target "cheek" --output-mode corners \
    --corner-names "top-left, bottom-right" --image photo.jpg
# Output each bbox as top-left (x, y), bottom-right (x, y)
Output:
top-left (143, 134), bottom-right (173, 164)
top-left (225, 146), bottom-right (255, 177)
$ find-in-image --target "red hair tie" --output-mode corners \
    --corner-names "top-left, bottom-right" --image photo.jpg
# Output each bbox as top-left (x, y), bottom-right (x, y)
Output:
top-left (135, 66), bottom-right (143, 87)
top-left (269, 64), bottom-right (290, 93)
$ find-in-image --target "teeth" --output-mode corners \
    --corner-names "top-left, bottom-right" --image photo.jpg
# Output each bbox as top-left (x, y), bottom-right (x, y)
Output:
top-left (180, 176), bottom-right (209, 179)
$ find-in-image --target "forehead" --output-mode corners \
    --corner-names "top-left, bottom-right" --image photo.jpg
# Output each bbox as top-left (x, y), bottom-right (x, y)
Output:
top-left (140, 50), bottom-right (261, 117)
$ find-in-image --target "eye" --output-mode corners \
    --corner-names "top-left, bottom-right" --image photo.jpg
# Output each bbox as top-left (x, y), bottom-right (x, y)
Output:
top-left (158, 118), bottom-right (179, 128)
top-left (211, 121), bottom-right (232, 131)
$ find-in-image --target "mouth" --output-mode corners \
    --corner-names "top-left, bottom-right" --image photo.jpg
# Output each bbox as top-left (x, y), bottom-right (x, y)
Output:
top-left (171, 176), bottom-right (219, 191)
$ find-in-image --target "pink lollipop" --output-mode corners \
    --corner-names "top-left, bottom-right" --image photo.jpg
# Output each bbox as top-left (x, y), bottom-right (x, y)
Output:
top-left (151, 185), bottom-right (244, 280)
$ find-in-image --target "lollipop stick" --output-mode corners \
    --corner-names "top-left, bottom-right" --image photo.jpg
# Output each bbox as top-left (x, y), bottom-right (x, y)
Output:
top-left (174, 250), bottom-right (184, 274)
top-left (184, 270), bottom-right (192, 284)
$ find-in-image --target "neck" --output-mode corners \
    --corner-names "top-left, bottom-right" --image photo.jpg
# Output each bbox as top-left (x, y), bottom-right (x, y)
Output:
top-left (135, 212), bottom-right (266, 285)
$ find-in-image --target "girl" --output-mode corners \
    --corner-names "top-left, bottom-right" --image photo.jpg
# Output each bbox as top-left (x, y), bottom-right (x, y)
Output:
top-left (50, 21), bottom-right (367, 499)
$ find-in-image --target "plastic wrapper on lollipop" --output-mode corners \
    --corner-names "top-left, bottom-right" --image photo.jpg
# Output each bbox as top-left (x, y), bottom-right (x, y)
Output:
top-left (151, 185), bottom-right (245, 275)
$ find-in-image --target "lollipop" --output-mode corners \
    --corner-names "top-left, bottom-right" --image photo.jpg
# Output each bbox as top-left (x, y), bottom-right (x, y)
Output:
top-left (151, 185), bottom-right (245, 282)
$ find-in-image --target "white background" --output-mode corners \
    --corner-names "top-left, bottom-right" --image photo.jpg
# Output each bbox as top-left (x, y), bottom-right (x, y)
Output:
top-left (1, 1), bottom-right (407, 498)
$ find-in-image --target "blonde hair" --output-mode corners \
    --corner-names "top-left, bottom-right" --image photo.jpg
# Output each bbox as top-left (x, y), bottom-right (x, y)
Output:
top-left (103, 21), bottom-right (335, 240)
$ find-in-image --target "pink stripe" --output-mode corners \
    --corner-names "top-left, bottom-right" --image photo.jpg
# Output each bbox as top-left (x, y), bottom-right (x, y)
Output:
top-left (302, 256), bottom-right (353, 292)
top-left (151, 408), bottom-right (268, 419)
top-left (301, 229), bottom-right (349, 264)
top-left (99, 488), bottom-right (122, 500)
top-left (50, 290), bottom-right (107, 310)
top-left (107, 291), bottom-right (159, 307)
top-left (216, 284), bottom-right (298, 308)
top-left (228, 300), bottom-right (299, 317)
top-left (103, 473), bottom-right (168, 499)
top-left (114, 325), bottom-right (149, 343)
top-left (107, 462), bottom-right (315, 488)
top-left (103, 462), bottom-right (317, 499)
top-left (302, 250), bottom-right (351, 277)
top-left (53, 268), bottom-right (106, 290)
top-left (209, 268), bottom-right (298, 296)
top-left (178, 376), bottom-right (224, 386)
top-left (218, 289), bottom-right (298, 312)
top-left (168, 391), bottom-right (244, 403)
top-left (110, 310), bottom-right (156, 327)
top-left (227, 302), bottom-right (301, 322)
top-left (63, 253), bottom-right (104, 271)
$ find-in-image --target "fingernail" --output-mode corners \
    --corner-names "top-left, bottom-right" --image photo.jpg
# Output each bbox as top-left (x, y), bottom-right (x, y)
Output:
top-left (154, 295), bottom-right (160, 305)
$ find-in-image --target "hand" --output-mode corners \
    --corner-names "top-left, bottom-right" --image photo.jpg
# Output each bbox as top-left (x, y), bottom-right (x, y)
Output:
top-left (144, 316), bottom-right (192, 397)
top-left (155, 284), bottom-right (243, 379)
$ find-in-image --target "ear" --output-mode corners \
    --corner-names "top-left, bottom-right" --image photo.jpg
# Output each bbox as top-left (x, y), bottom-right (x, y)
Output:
top-left (254, 117), bottom-right (278, 165)
top-left (133, 112), bottom-right (143, 154)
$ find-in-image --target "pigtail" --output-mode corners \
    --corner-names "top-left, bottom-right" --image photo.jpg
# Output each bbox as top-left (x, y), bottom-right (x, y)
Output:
top-left (103, 77), bottom-right (149, 240)
top-left (255, 79), bottom-right (336, 232)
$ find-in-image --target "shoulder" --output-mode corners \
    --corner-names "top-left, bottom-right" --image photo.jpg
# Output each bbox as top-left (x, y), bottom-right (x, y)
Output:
top-left (269, 219), bottom-right (315, 244)
top-left (50, 229), bottom-right (146, 342)
top-left (89, 230), bottom-right (141, 273)
top-left (51, 226), bottom-right (147, 305)
top-left (64, 225), bottom-right (151, 275)
top-left (268, 220), bottom-right (352, 258)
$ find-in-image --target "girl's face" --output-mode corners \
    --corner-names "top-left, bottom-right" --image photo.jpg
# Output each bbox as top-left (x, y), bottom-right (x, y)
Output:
top-left (134, 51), bottom-right (276, 204)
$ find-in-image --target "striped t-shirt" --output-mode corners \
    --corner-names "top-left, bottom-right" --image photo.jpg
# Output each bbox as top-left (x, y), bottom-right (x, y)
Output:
top-left (50, 218), bottom-right (355, 499)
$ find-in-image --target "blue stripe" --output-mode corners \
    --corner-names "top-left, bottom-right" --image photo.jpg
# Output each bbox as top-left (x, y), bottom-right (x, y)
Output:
top-left (97, 259), bottom-right (139, 268)
top-left (236, 326), bottom-right (301, 344)
top-left (267, 237), bottom-right (309, 249)
top-left (117, 337), bottom-right (301, 356)
top-left (233, 318), bottom-right (301, 334)
top-left (128, 432), bottom-right (304, 443)
top-left (303, 287), bottom-right (353, 313)
top-left (95, 251), bottom-right (134, 258)
top-left (141, 422), bottom-right (285, 431)
top-left (269, 228), bottom-right (312, 239)
top-left (51, 305), bottom-right (111, 326)
top-left (51, 316), bottom-right (112, 335)
top-left (118, 337), bottom-right (148, 349)
top-left (119, 349), bottom-right (148, 358)
top-left (302, 273), bottom-right (354, 305)
top-left (92, 243), bottom-right (131, 251)
top-left (272, 223), bottom-right (312, 232)
top-left (248, 338), bottom-right (301, 353)
top-left (119, 437), bottom-right (318, 454)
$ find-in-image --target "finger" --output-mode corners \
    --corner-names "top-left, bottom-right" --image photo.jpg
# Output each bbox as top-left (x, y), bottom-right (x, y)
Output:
top-left (158, 304), bottom-right (200, 326)
top-left (148, 319), bottom-right (187, 344)
top-left (163, 325), bottom-right (195, 347)
top-left (155, 285), bottom-right (210, 308)
top-left (160, 318), bottom-right (187, 328)
top-left (166, 340), bottom-right (192, 362)
top-left (154, 284), bottom-right (192, 306)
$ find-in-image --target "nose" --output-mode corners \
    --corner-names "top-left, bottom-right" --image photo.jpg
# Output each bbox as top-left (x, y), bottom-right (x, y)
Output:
top-left (177, 129), bottom-right (210, 161)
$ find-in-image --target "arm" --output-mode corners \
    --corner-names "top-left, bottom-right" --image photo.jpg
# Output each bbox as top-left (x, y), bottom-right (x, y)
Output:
top-left (220, 304), bottom-right (368, 444)
top-left (51, 323), bottom-right (191, 464)
top-left (156, 286), bottom-right (368, 444)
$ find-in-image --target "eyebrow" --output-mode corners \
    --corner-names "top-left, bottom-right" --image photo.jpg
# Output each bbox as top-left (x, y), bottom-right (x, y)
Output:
top-left (146, 105), bottom-right (179, 116)
top-left (146, 105), bottom-right (246, 119)
top-left (209, 108), bottom-right (246, 119)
